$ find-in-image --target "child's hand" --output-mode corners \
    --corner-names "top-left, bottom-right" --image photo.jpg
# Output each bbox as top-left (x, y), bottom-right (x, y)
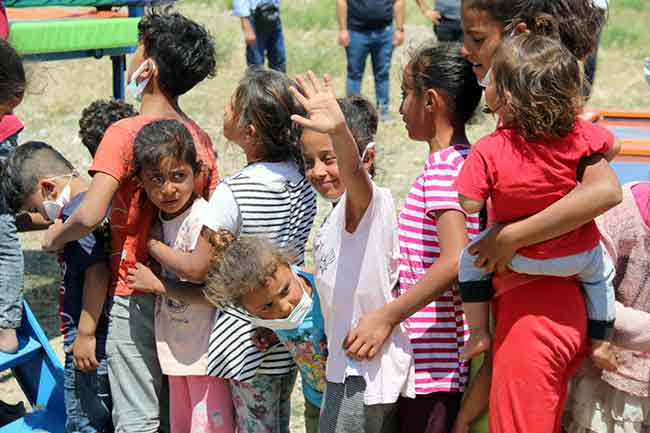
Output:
top-left (343, 309), bottom-right (395, 360)
top-left (41, 219), bottom-right (64, 253)
top-left (252, 327), bottom-right (279, 352)
top-left (127, 263), bottom-right (165, 295)
top-left (67, 333), bottom-right (99, 372)
top-left (468, 224), bottom-right (519, 273)
top-left (289, 71), bottom-right (346, 136)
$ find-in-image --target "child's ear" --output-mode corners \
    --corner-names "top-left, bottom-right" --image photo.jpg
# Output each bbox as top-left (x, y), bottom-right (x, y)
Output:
top-left (424, 89), bottom-right (440, 113)
top-left (39, 179), bottom-right (59, 201)
top-left (362, 147), bottom-right (376, 173)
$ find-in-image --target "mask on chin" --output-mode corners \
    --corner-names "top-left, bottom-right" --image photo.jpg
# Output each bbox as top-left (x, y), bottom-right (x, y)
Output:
top-left (42, 170), bottom-right (78, 221)
top-left (249, 272), bottom-right (312, 331)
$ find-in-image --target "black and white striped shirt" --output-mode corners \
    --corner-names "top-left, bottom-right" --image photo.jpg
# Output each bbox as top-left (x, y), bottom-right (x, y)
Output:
top-left (204, 161), bottom-right (317, 381)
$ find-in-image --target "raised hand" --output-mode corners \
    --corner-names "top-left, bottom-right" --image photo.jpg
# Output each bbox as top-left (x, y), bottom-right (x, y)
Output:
top-left (289, 71), bottom-right (346, 136)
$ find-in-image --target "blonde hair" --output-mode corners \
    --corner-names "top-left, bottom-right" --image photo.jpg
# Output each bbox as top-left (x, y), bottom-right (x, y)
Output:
top-left (203, 229), bottom-right (292, 307)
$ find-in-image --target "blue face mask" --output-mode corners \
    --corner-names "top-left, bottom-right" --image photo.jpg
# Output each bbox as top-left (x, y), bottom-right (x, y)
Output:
top-left (126, 59), bottom-right (155, 102)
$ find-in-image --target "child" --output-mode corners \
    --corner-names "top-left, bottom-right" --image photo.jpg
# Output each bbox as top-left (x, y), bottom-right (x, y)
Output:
top-left (127, 66), bottom-right (317, 433)
top-left (128, 120), bottom-right (234, 433)
top-left (455, 33), bottom-right (620, 371)
top-left (41, 10), bottom-right (219, 433)
top-left (291, 73), bottom-right (415, 433)
top-left (2, 141), bottom-right (112, 433)
top-left (342, 43), bottom-right (483, 433)
top-left (0, 38), bottom-right (25, 354)
top-left (78, 99), bottom-right (137, 157)
top-left (203, 230), bottom-right (327, 433)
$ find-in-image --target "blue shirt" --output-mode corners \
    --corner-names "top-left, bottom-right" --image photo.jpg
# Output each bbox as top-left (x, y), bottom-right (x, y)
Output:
top-left (232, 0), bottom-right (281, 17)
top-left (60, 192), bottom-right (111, 358)
top-left (276, 268), bottom-right (327, 408)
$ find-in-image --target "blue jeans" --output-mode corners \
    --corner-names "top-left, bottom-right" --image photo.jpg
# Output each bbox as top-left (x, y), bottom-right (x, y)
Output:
top-left (459, 229), bottom-right (616, 340)
top-left (246, 19), bottom-right (286, 72)
top-left (345, 26), bottom-right (394, 115)
top-left (0, 135), bottom-right (23, 331)
top-left (64, 354), bottom-right (113, 433)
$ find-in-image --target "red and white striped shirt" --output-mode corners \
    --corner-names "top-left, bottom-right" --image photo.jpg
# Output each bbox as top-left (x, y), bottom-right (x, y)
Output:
top-left (397, 145), bottom-right (480, 394)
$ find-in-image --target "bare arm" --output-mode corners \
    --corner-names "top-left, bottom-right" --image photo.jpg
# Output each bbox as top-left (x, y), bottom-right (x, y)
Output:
top-left (459, 195), bottom-right (485, 215)
top-left (470, 156), bottom-right (622, 272)
top-left (71, 262), bottom-right (110, 371)
top-left (43, 173), bottom-right (117, 251)
top-left (603, 139), bottom-right (621, 162)
top-left (148, 233), bottom-right (213, 284)
top-left (127, 262), bottom-right (211, 305)
top-left (393, 0), bottom-right (405, 29)
top-left (453, 355), bottom-right (492, 433)
top-left (15, 212), bottom-right (51, 232)
top-left (336, 0), bottom-right (347, 31)
top-left (344, 209), bottom-right (469, 358)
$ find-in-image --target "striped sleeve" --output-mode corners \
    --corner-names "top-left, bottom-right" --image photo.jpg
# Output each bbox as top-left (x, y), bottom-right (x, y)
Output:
top-left (423, 146), bottom-right (468, 216)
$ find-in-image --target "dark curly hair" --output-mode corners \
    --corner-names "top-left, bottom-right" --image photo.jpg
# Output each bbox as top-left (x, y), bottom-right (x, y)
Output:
top-left (138, 8), bottom-right (217, 98)
top-left (78, 99), bottom-right (137, 157)
top-left (0, 39), bottom-right (25, 104)
top-left (492, 33), bottom-right (583, 141)
top-left (0, 141), bottom-right (74, 214)
top-left (461, 0), bottom-right (606, 60)
top-left (232, 66), bottom-right (306, 164)
top-left (337, 95), bottom-right (378, 177)
top-left (132, 119), bottom-right (201, 178)
top-left (406, 42), bottom-right (482, 125)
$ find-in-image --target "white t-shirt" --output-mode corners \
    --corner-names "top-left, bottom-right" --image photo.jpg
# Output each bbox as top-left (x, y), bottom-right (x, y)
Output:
top-left (156, 197), bottom-right (216, 376)
top-left (313, 182), bottom-right (415, 405)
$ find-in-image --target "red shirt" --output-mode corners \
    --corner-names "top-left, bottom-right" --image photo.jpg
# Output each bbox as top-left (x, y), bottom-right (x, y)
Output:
top-left (90, 115), bottom-right (218, 296)
top-left (455, 119), bottom-right (614, 259)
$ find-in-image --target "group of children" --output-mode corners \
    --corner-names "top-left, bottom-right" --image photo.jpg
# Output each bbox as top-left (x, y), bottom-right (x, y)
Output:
top-left (0, 1), bottom-right (648, 433)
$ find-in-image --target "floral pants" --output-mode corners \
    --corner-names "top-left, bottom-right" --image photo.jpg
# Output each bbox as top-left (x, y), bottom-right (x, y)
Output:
top-left (229, 370), bottom-right (297, 433)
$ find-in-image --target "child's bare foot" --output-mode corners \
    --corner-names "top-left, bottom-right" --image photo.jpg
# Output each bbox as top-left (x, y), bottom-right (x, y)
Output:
top-left (461, 329), bottom-right (491, 361)
top-left (591, 340), bottom-right (617, 372)
top-left (0, 328), bottom-right (19, 353)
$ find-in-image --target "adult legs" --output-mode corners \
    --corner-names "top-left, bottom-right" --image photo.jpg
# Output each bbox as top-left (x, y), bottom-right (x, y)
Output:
top-left (346, 30), bottom-right (371, 98)
top-left (369, 26), bottom-right (394, 116)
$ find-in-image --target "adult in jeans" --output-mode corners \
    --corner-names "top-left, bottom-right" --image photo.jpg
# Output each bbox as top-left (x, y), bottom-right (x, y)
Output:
top-left (234, 0), bottom-right (286, 72)
top-left (415, 0), bottom-right (463, 42)
top-left (337, 0), bottom-right (405, 121)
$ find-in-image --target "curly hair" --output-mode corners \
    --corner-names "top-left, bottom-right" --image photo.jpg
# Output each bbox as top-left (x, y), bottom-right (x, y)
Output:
top-left (203, 229), bottom-right (292, 307)
top-left (0, 39), bottom-right (25, 104)
top-left (138, 8), bottom-right (217, 98)
top-left (492, 33), bottom-right (583, 141)
top-left (461, 0), bottom-right (606, 60)
top-left (232, 66), bottom-right (306, 164)
top-left (406, 42), bottom-right (482, 125)
top-left (132, 119), bottom-right (201, 178)
top-left (78, 99), bottom-right (137, 157)
top-left (0, 141), bottom-right (74, 214)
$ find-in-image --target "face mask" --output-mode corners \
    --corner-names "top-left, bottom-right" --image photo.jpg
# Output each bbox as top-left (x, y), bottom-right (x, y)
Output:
top-left (478, 68), bottom-right (493, 88)
top-left (249, 273), bottom-right (312, 331)
top-left (126, 59), bottom-right (155, 102)
top-left (42, 170), bottom-right (78, 221)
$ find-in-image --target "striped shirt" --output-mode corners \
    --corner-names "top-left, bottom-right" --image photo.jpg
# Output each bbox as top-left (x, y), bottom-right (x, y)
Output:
top-left (204, 161), bottom-right (317, 381)
top-left (397, 145), bottom-right (480, 394)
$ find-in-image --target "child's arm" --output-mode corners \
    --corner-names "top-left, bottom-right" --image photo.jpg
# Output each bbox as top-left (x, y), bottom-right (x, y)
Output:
top-left (127, 262), bottom-right (211, 305)
top-left (148, 233), bottom-right (213, 284)
top-left (469, 155), bottom-right (621, 273)
top-left (290, 72), bottom-right (373, 232)
top-left (69, 262), bottom-right (110, 372)
top-left (344, 209), bottom-right (468, 358)
top-left (42, 173), bottom-right (117, 251)
top-left (453, 355), bottom-right (492, 433)
top-left (459, 195), bottom-right (485, 215)
top-left (15, 212), bottom-right (51, 232)
top-left (603, 138), bottom-right (621, 162)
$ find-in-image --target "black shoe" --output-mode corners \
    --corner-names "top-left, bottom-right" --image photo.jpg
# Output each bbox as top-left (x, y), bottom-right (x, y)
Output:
top-left (0, 399), bottom-right (26, 427)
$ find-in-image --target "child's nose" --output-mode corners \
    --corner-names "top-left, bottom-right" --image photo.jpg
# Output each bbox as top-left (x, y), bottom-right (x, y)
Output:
top-left (161, 181), bottom-right (176, 195)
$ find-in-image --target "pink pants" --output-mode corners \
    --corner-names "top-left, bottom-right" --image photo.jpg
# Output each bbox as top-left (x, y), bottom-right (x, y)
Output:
top-left (169, 375), bottom-right (235, 433)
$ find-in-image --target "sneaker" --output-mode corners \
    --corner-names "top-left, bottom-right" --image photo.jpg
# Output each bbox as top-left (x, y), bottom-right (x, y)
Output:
top-left (0, 400), bottom-right (26, 427)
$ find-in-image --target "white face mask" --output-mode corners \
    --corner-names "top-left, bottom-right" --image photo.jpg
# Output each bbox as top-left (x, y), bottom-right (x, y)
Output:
top-left (249, 274), bottom-right (312, 331)
top-left (126, 59), bottom-right (155, 102)
top-left (42, 170), bottom-right (78, 221)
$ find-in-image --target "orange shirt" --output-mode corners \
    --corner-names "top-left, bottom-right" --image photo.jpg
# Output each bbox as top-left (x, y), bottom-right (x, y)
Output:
top-left (90, 115), bottom-right (218, 296)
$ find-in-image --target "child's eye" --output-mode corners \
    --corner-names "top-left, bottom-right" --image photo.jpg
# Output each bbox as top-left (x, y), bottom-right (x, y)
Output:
top-left (303, 160), bottom-right (314, 170)
top-left (172, 172), bottom-right (187, 182)
top-left (262, 302), bottom-right (273, 311)
top-left (151, 175), bottom-right (164, 186)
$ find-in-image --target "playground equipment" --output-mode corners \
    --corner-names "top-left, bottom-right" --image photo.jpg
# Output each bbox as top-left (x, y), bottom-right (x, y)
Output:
top-left (0, 301), bottom-right (65, 432)
top-left (599, 110), bottom-right (650, 183)
top-left (5, 0), bottom-right (165, 99)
